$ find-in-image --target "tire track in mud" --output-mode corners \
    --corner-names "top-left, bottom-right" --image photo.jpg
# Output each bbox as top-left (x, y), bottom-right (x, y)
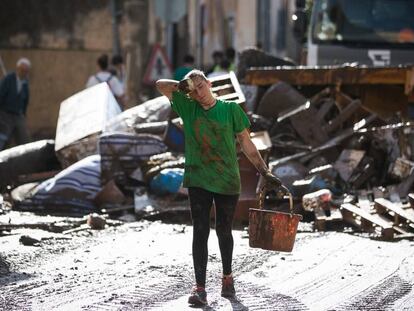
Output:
top-left (233, 281), bottom-right (308, 311)
top-left (2, 222), bottom-right (414, 310)
top-left (76, 244), bottom-right (299, 310)
top-left (335, 274), bottom-right (412, 311)
top-left (285, 238), bottom-right (392, 298)
top-left (83, 269), bottom-right (193, 310)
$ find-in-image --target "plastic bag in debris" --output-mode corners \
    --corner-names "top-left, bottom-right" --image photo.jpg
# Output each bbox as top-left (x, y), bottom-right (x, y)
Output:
top-left (149, 168), bottom-right (184, 195)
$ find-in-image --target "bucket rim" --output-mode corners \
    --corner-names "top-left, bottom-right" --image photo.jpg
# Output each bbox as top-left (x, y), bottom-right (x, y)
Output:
top-left (249, 208), bottom-right (303, 220)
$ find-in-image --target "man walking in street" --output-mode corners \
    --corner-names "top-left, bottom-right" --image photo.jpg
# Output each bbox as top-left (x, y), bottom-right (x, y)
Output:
top-left (0, 57), bottom-right (32, 150)
top-left (156, 70), bottom-right (283, 306)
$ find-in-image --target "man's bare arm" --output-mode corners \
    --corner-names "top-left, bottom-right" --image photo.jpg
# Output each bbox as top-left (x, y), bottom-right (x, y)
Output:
top-left (236, 129), bottom-right (268, 174)
top-left (155, 79), bottom-right (179, 100)
top-left (237, 129), bottom-right (283, 187)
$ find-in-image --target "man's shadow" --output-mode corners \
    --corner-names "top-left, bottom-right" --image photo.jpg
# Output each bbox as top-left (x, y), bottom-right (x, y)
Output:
top-left (227, 296), bottom-right (249, 311)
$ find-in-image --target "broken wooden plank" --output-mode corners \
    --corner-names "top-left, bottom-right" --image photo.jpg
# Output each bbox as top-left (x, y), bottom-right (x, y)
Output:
top-left (269, 115), bottom-right (377, 167)
top-left (357, 190), bottom-right (373, 213)
top-left (314, 207), bottom-right (343, 231)
top-left (314, 208), bottom-right (327, 231)
top-left (409, 193), bottom-right (414, 208)
top-left (341, 203), bottom-right (394, 240)
top-left (323, 99), bottom-right (361, 134)
top-left (244, 66), bottom-right (414, 94)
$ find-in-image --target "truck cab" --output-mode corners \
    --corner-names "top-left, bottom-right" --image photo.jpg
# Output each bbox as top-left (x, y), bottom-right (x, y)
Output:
top-left (294, 0), bottom-right (414, 66)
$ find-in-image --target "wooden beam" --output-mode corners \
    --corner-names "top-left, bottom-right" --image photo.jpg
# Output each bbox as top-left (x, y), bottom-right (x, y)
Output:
top-left (245, 66), bottom-right (414, 95)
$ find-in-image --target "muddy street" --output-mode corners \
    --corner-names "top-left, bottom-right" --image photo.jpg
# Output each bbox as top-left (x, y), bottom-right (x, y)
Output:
top-left (1, 218), bottom-right (413, 311)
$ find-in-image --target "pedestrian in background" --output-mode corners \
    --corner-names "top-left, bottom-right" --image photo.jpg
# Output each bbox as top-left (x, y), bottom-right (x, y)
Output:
top-left (206, 50), bottom-right (224, 76)
top-left (0, 57), bottom-right (32, 150)
top-left (86, 54), bottom-right (125, 109)
top-left (110, 54), bottom-right (126, 89)
top-left (225, 47), bottom-right (236, 72)
top-left (156, 70), bottom-right (284, 306)
top-left (207, 59), bottom-right (231, 78)
top-left (173, 54), bottom-right (195, 81)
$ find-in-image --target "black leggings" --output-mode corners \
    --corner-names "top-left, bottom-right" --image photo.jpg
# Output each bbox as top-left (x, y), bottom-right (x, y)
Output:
top-left (188, 187), bottom-right (239, 288)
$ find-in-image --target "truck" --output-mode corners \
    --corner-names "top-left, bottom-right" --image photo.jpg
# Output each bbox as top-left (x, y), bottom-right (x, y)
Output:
top-left (293, 0), bottom-right (414, 66)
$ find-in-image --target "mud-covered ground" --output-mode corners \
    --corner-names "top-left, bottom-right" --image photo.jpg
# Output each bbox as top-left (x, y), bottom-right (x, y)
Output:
top-left (1, 214), bottom-right (414, 311)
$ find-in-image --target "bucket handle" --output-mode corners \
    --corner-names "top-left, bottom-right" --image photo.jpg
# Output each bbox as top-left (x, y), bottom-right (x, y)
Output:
top-left (259, 185), bottom-right (294, 215)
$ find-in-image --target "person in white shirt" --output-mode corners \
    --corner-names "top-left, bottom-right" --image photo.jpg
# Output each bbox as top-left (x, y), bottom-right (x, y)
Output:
top-left (86, 54), bottom-right (125, 109)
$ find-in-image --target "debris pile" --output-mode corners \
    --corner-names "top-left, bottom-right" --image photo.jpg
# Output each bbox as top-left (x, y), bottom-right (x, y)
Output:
top-left (243, 56), bottom-right (414, 240)
top-left (1, 61), bottom-right (414, 241)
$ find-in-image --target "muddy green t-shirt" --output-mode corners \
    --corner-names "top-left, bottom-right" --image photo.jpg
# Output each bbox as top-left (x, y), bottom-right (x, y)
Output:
top-left (171, 91), bottom-right (250, 195)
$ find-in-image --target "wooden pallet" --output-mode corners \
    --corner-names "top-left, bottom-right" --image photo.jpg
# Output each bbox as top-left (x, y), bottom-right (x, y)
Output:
top-left (374, 198), bottom-right (414, 227)
top-left (314, 207), bottom-right (343, 231)
top-left (341, 203), bottom-right (394, 240)
top-left (210, 71), bottom-right (246, 105)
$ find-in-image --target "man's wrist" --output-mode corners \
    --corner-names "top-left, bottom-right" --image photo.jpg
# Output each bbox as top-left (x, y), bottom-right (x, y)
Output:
top-left (259, 168), bottom-right (270, 176)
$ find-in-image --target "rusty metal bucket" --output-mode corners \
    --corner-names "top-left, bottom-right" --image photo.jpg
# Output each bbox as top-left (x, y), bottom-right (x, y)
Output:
top-left (249, 186), bottom-right (302, 252)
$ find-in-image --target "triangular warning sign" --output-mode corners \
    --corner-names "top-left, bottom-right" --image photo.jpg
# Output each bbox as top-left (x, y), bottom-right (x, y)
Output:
top-left (143, 43), bottom-right (173, 85)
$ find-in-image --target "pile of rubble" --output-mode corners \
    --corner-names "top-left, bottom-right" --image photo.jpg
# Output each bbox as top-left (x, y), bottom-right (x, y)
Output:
top-left (241, 49), bottom-right (414, 240)
top-left (0, 73), bottom-right (248, 235)
top-left (1, 52), bottom-right (414, 241)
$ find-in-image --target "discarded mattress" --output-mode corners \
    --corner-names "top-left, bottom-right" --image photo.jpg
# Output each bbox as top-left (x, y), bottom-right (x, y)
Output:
top-left (16, 155), bottom-right (102, 214)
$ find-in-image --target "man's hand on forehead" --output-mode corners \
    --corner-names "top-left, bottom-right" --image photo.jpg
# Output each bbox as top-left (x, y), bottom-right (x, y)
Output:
top-left (178, 78), bottom-right (195, 94)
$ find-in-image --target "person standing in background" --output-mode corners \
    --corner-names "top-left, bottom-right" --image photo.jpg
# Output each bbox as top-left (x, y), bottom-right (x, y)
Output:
top-left (206, 50), bottom-right (224, 76)
top-left (110, 54), bottom-right (126, 90)
top-left (0, 58), bottom-right (31, 150)
top-left (174, 54), bottom-right (195, 81)
top-left (86, 54), bottom-right (125, 110)
top-left (225, 47), bottom-right (236, 72)
top-left (207, 59), bottom-right (231, 78)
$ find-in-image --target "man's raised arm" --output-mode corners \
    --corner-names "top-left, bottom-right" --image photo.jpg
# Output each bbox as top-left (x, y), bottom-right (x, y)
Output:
top-left (156, 79), bottom-right (179, 100)
top-left (156, 78), bottom-right (195, 100)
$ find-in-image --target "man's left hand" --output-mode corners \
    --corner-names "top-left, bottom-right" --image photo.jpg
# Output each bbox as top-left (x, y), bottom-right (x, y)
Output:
top-left (262, 171), bottom-right (282, 188)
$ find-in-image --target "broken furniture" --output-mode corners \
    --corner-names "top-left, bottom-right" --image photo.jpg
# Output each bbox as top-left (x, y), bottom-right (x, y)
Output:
top-left (54, 83), bottom-right (122, 167)
top-left (209, 71), bottom-right (246, 106)
top-left (340, 192), bottom-right (414, 240)
top-left (245, 65), bottom-right (414, 120)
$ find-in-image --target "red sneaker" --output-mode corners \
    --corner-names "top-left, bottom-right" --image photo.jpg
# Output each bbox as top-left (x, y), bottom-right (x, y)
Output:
top-left (188, 286), bottom-right (207, 305)
top-left (221, 275), bottom-right (236, 298)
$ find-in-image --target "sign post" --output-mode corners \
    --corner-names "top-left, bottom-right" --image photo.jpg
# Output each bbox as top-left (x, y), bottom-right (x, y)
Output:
top-left (143, 43), bottom-right (173, 85)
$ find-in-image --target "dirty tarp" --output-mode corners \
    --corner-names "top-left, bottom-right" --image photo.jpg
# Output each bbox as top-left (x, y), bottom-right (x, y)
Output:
top-left (100, 133), bottom-right (168, 187)
top-left (15, 155), bottom-right (102, 214)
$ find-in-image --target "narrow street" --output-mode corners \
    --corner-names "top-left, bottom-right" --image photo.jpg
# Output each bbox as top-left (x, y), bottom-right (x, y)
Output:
top-left (1, 219), bottom-right (414, 310)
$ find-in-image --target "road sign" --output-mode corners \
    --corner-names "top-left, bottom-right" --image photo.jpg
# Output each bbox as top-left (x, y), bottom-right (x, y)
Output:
top-left (143, 43), bottom-right (173, 85)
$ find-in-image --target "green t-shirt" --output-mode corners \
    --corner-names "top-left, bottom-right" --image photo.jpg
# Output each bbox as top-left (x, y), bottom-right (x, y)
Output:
top-left (171, 91), bottom-right (250, 194)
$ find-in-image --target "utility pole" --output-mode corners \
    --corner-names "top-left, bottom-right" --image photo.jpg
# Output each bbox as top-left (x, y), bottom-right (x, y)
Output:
top-left (124, 0), bottom-right (149, 108)
top-left (110, 0), bottom-right (121, 56)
